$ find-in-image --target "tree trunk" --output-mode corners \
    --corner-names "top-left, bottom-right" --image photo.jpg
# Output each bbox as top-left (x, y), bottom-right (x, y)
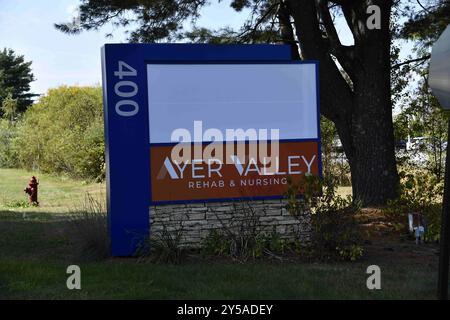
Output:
top-left (332, 85), bottom-right (399, 205)
top-left (286, 0), bottom-right (399, 206)
top-left (348, 2), bottom-right (399, 205)
top-left (348, 78), bottom-right (399, 205)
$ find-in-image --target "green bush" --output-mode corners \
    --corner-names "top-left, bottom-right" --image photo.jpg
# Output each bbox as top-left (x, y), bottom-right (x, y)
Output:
top-left (285, 175), bottom-right (364, 261)
top-left (146, 226), bottom-right (186, 264)
top-left (200, 203), bottom-right (292, 261)
top-left (202, 175), bottom-right (364, 262)
top-left (383, 169), bottom-right (443, 241)
top-left (201, 202), bottom-right (266, 261)
top-left (12, 86), bottom-right (105, 181)
top-left (422, 204), bottom-right (442, 242)
top-left (201, 229), bottom-right (231, 256)
top-left (201, 227), bottom-right (290, 260)
top-left (0, 119), bottom-right (18, 167)
top-left (136, 221), bottom-right (187, 264)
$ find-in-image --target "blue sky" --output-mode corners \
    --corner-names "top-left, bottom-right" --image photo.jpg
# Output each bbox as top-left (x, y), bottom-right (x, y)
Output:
top-left (0, 0), bottom-right (253, 95)
top-left (1, 0), bottom-right (116, 94)
top-left (0, 1), bottom-right (410, 97)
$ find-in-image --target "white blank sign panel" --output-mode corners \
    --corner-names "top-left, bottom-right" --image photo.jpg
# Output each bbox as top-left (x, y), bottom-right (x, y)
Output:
top-left (147, 63), bottom-right (318, 143)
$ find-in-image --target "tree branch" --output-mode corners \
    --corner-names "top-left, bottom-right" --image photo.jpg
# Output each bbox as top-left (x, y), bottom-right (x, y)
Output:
top-left (416, 0), bottom-right (431, 14)
top-left (237, 2), bottom-right (281, 41)
top-left (391, 54), bottom-right (431, 69)
top-left (318, 0), bottom-right (340, 45)
top-left (286, 0), bottom-right (355, 159)
top-left (278, 1), bottom-right (300, 59)
top-left (317, 0), bottom-right (356, 80)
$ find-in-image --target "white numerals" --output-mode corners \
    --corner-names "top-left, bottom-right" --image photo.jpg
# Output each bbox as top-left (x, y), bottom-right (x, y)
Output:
top-left (114, 61), bottom-right (137, 79)
top-left (113, 61), bottom-right (139, 117)
top-left (114, 81), bottom-right (138, 98)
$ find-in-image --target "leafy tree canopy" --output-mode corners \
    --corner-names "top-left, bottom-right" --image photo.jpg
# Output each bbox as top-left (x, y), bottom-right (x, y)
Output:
top-left (13, 86), bottom-right (105, 181)
top-left (400, 0), bottom-right (450, 48)
top-left (1, 93), bottom-right (18, 122)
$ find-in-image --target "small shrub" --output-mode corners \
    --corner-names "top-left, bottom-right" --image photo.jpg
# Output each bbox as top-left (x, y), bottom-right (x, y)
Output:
top-left (135, 216), bottom-right (187, 264)
top-left (201, 203), bottom-right (291, 261)
top-left (201, 229), bottom-right (231, 256)
top-left (311, 203), bottom-right (363, 261)
top-left (208, 202), bottom-right (266, 261)
top-left (285, 175), bottom-right (364, 261)
top-left (260, 228), bottom-right (288, 254)
top-left (383, 169), bottom-right (443, 241)
top-left (337, 244), bottom-right (364, 262)
top-left (420, 203), bottom-right (441, 242)
top-left (201, 227), bottom-right (288, 260)
top-left (143, 225), bottom-right (187, 264)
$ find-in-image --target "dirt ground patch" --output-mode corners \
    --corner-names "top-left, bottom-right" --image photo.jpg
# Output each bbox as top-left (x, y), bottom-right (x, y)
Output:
top-left (358, 208), bottom-right (439, 268)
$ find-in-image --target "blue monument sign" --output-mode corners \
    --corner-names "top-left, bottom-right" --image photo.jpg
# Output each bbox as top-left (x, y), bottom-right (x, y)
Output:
top-left (101, 44), bottom-right (319, 256)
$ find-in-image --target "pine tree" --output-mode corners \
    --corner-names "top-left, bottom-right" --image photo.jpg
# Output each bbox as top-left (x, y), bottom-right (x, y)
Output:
top-left (0, 48), bottom-right (37, 116)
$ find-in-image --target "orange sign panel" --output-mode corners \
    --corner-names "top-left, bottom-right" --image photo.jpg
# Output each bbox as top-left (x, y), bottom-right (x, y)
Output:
top-left (150, 141), bottom-right (320, 203)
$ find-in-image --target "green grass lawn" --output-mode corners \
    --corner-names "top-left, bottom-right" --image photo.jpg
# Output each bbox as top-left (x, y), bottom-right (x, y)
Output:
top-left (0, 168), bottom-right (444, 299)
top-left (0, 209), bottom-right (439, 300)
top-left (0, 168), bottom-right (105, 213)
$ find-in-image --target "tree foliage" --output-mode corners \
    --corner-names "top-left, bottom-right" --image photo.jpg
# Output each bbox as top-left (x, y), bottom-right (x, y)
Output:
top-left (394, 69), bottom-right (447, 181)
top-left (1, 93), bottom-right (18, 122)
top-left (0, 48), bottom-right (37, 116)
top-left (0, 119), bottom-right (18, 168)
top-left (13, 86), bottom-right (105, 181)
top-left (392, 0), bottom-right (450, 182)
top-left (400, 0), bottom-right (450, 48)
top-left (55, 0), bottom-right (208, 42)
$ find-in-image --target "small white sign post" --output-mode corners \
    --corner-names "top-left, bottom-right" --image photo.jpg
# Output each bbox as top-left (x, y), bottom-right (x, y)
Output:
top-left (429, 24), bottom-right (450, 300)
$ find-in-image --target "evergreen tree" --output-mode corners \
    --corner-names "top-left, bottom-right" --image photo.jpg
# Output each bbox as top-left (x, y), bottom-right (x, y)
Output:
top-left (0, 48), bottom-right (37, 116)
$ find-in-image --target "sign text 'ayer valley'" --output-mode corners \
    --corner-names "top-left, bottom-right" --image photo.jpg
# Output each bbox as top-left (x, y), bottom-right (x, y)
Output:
top-left (162, 154), bottom-right (317, 180)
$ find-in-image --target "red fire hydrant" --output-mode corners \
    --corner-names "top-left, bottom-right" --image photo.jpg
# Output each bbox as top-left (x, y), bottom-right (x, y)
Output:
top-left (24, 176), bottom-right (39, 205)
